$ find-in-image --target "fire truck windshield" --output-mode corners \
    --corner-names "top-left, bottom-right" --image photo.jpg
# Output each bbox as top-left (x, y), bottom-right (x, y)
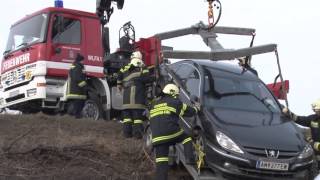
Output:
top-left (5, 13), bottom-right (48, 53)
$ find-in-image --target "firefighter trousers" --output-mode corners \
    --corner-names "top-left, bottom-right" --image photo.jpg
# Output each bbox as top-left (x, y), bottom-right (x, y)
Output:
top-left (70, 99), bottom-right (85, 119)
top-left (154, 133), bottom-right (194, 180)
top-left (122, 109), bottom-right (145, 139)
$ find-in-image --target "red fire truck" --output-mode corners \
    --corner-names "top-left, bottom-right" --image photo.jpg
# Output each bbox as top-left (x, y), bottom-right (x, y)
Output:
top-left (0, 0), bottom-right (288, 122)
top-left (0, 0), bottom-right (141, 120)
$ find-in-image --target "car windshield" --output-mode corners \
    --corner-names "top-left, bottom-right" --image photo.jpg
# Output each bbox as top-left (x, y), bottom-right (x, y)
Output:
top-left (5, 13), bottom-right (48, 53)
top-left (203, 67), bottom-right (281, 113)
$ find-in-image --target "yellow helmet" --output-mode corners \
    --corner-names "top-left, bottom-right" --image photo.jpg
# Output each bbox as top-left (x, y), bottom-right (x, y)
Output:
top-left (130, 58), bottom-right (144, 67)
top-left (311, 99), bottom-right (320, 111)
top-left (163, 84), bottom-right (179, 96)
top-left (131, 51), bottom-right (142, 60)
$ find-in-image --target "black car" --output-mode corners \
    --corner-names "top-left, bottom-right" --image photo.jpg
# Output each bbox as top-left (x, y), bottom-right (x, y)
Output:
top-left (151, 59), bottom-right (317, 180)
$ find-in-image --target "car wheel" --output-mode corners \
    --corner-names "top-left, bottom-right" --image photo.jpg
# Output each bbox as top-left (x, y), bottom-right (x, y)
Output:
top-left (82, 95), bottom-right (103, 121)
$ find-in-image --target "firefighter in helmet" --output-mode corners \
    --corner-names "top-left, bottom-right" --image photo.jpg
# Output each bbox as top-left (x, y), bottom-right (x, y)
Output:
top-left (67, 53), bottom-right (87, 119)
top-left (117, 51), bottom-right (154, 139)
top-left (283, 99), bottom-right (320, 151)
top-left (149, 83), bottom-right (197, 180)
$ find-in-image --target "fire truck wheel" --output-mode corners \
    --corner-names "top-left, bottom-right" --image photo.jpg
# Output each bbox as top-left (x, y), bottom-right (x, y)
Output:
top-left (82, 94), bottom-right (103, 121)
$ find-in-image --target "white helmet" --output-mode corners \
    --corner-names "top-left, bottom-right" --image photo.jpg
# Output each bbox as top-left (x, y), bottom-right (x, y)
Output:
top-left (130, 58), bottom-right (144, 67)
top-left (131, 51), bottom-right (142, 60)
top-left (163, 84), bottom-right (179, 96)
top-left (311, 99), bottom-right (320, 111)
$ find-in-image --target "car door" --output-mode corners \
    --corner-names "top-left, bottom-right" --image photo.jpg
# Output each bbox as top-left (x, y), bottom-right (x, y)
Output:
top-left (173, 62), bottom-right (201, 130)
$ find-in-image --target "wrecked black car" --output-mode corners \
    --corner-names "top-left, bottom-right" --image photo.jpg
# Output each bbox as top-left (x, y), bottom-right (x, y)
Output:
top-left (147, 59), bottom-right (317, 180)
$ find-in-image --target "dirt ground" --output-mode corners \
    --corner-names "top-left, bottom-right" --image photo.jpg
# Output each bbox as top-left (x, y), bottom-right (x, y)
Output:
top-left (0, 114), bottom-right (191, 180)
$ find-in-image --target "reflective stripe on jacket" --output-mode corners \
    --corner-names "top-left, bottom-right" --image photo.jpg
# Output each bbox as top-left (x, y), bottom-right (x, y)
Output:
top-left (117, 64), bottom-right (154, 109)
top-left (293, 114), bottom-right (320, 146)
top-left (149, 95), bottom-right (196, 145)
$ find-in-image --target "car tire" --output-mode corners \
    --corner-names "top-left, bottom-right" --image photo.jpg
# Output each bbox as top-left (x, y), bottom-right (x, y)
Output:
top-left (82, 94), bottom-right (103, 121)
top-left (143, 124), bottom-right (153, 155)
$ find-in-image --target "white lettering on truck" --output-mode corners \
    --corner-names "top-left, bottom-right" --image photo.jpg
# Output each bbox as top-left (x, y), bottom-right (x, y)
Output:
top-left (2, 53), bottom-right (30, 71)
top-left (88, 55), bottom-right (103, 62)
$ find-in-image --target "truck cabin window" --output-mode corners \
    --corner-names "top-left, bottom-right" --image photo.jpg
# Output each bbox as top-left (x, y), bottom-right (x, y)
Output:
top-left (52, 17), bottom-right (81, 44)
top-left (5, 13), bottom-right (48, 53)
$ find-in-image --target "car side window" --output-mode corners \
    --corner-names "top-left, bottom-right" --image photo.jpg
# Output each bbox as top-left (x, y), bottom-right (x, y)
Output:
top-left (185, 70), bottom-right (200, 97)
top-left (174, 63), bottom-right (200, 97)
top-left (52, 17), bottom-right (81, 44)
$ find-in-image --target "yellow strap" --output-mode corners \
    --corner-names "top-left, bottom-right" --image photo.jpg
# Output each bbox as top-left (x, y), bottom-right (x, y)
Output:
top-left (152, 129), bottom-right (184, 143)
top-left (182, 137), bottom-right (192, 144)
top-left (156, 157), bottom-right (169, 163)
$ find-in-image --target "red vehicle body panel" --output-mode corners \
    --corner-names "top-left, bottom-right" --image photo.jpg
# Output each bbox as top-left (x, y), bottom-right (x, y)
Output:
top-left (267, 80), bottom-right (289, 100)
top-left (1, 7), bottom-right (104, 78)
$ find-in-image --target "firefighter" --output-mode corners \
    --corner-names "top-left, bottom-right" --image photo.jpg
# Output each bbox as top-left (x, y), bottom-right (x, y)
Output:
top-left (117, 51), bottom-right (153, 139)
top-left (282, 99), bottom-right (320, 151)
top-left (67, 53), bottom-right (87, 119)
top-left (149, 84), bottom-right (197, 180)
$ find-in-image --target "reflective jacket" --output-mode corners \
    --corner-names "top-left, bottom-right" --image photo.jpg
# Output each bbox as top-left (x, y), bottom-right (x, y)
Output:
top-left (291, 113), bottom-right (320, 150)
top-left (67, 62), bottom-right (87, 99)
top-left (149, 95), bottom-right (196, 146)
top-left (117, 64), bottom-right (154, 109)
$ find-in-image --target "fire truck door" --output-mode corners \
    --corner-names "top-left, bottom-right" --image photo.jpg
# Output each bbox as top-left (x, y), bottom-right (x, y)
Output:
top-left (48, 13), bottom-right (85, 76)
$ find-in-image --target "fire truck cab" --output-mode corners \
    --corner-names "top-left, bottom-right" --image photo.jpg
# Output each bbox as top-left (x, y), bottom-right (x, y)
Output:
top-left (0, 1), bottom-right (159, 120)
top-left (0, 5), bottom-right (119, 119)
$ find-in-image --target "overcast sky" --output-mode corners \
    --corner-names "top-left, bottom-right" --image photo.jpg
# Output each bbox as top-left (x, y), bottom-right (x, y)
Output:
top-left (0, 0), bottom-right (319, 115)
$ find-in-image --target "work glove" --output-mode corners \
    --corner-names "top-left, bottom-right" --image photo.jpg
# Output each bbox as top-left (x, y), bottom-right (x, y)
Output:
top-left (282, 107), bottom-right (298, 121)
top-left (282, 107), bottom-right (289, 115)
top-left (312, 141), bottom-right (320, 152)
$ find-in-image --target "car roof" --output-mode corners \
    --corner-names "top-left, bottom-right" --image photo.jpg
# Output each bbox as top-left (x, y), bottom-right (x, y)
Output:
top-left (173, 59), bottom-right (259, 80)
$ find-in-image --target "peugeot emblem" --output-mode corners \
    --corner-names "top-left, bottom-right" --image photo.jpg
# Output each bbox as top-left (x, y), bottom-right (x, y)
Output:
top-left (265, 149), bottom-right (279, 159)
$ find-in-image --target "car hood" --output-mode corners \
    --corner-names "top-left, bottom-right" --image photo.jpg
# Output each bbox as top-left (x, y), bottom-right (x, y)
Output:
top-left (209, 108), bottom-right (305, 151)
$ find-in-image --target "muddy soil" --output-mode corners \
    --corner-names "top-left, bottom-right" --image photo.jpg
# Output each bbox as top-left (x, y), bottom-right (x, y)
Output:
top-left (0, 114), bottom-right (192, 180)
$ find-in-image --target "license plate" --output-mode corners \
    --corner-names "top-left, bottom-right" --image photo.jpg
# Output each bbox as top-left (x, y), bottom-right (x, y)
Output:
top-left (256, 160), bottom-right (289, 171)
top-left (9, 90), bottom-right (19, 97)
